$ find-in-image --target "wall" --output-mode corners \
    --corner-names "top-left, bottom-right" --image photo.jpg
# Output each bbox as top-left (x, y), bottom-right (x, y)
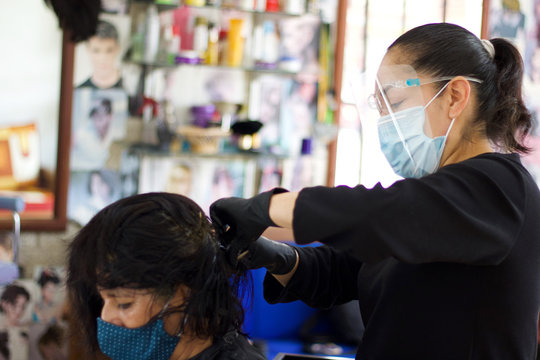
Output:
top-left (19, 223), bottom-right (81, 278)
top-left (0, 1), bottom-right (70, 278)
top-left (0, 0), bottom-right (63, 172)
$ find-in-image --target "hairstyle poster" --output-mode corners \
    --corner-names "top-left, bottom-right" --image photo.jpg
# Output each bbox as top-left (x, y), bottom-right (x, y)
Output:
top-left (73, 14), bottom-right (132, 92)
top-left (0, 267), bottom-right (68, 360)
top-left (488, 0), bottom-right (540, 183)
top-left (67, 170), bottom-right (122, 226)
top-left (257, 157), bottom-right (284, 193)
top-left (71, 88), bottom-right (128, 171)
top-left (279, 79), bottom-right (318, 157)
top-left (139, 156), bottom-right (197, 199)
top-left (0, 281), bottom-right (33, 360)
top-left (138, 156), bottom-right (255, 214)
top-left (248, 75), bottom-right (284, 152)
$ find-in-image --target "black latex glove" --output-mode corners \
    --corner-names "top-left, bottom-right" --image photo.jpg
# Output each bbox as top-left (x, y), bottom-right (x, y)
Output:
top-left (239, 236), bottom-right (298, 275)
top-left (210, 188), bottom-right (288, 267)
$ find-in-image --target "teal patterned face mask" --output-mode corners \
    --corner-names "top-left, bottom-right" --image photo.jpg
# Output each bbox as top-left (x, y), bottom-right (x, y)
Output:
top-left (97, 303), bottom-right (182, 360)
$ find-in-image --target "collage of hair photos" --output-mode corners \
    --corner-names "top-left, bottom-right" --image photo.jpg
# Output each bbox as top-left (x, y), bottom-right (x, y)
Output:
top-left (68, 12), bottom-right (136, 226)
top-left (490, 0), bottom-right (540, 182)
top-left (0, 267), bottom-right (67, 360)
top-left (63, 5), bottom-right (323, 225)
top-left (138, 155), bottom-right (258, 214)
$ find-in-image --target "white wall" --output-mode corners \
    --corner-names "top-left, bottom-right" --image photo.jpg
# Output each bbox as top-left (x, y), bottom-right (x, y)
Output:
top-left (0, 0), bottom-right (63, 172)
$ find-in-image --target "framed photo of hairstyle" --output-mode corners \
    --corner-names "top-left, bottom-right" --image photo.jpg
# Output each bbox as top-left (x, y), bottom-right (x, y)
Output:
top-left (138, 155), bottom-right (256, 215)
top-left (27, 267), bottom-right (69, 360)
top-left (66, 13), bottom-right (135, 226)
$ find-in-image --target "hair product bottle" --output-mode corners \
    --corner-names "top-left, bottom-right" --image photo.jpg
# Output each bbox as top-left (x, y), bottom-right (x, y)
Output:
top-left (143, 5), bottom-right (160, 63)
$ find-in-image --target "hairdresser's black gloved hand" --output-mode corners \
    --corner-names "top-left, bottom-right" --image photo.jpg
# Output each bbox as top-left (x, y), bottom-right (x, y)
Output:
top-left (210, 188), bottom-right (288, 267)
top-left (239, 236), bottom-right (298, 275)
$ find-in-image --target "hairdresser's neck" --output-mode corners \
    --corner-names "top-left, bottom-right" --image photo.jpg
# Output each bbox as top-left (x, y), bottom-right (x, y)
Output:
top-left (440, 134), bottom-right (494, 168)
top-left (170, 335), bottom-right (213, 360)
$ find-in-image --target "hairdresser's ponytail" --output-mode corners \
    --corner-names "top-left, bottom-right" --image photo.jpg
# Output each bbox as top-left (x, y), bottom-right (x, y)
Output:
top-left (489, 38), bottom-right (532, 153)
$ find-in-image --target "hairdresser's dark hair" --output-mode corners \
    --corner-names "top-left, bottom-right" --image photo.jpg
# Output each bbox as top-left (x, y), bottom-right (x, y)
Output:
top-left (37, 269), bottom-right (61, 288)
top-left (0, 285), bottom-right (30, 312)
top-left (67, 192), bottom-right (247, 353)
top-left (388, 23), bottom-right (532, 153)
top-left (43, 0), bottom-right (101, 43)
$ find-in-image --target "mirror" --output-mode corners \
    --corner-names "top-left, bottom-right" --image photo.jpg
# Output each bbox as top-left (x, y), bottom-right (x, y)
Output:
top-left (0, 3), bottom-right (72, 231)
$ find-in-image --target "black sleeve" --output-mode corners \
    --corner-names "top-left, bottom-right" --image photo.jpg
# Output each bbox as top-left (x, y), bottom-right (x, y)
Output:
top-left (263, 245), bottom-right (362, 309)
top-left (292, 154), bottom-right (526, 265)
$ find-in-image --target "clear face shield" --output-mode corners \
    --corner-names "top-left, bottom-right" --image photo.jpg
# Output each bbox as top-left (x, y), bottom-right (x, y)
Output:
top-left (370, 64), bottom-right (450, 137)
top-left (367, 65), bottom-right (481, 178)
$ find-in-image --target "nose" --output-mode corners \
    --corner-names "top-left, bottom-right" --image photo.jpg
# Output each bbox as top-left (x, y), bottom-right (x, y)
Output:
top-left (100, 300), bottom-right (123, 327)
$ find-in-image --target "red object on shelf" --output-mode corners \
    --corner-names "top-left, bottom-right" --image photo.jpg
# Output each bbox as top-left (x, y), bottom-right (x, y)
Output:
top-left (266, 0), bottom-right (280, 12)
top-left (137, 96), bottom-right (159, 117)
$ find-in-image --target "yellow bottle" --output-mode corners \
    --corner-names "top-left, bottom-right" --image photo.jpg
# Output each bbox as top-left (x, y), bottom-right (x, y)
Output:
top-left (185, 0), bottom-right (205, 6)
top-left (227, 18), bottom-right (244, 67)
top-left (205, 23), bottom-right (219, 65)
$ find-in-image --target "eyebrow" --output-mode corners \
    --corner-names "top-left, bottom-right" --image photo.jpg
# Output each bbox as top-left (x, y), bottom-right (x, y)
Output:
top-left (98, 289), bottom-right (137, 298)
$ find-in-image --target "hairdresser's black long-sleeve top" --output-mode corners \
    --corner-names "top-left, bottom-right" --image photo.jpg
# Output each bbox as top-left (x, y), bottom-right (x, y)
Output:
top-left (264, 153), bottom-right (540, 360)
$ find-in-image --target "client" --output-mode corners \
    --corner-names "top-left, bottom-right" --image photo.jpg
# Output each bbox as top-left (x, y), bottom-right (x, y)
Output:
top-left (67, 192), bottom-right (265, 360)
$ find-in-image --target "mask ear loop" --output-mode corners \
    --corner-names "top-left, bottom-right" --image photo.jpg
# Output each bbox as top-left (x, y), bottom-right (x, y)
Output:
top-left (376, 77), bottom-right (416, 169)
top-left (175, 314), bottom-right (189, 337)
top-left (158, 298), bottom-right (172, 318)
top-left (408, 81), bottom-right (452, 176)
top-left (158, 297), bottom-right (189, 337)
top-left (439, 117), bottom-right (455, 155)
top-left (444, 118), bottom-right (455, 138)
top-left (423, 81), bottom-right (451, 110)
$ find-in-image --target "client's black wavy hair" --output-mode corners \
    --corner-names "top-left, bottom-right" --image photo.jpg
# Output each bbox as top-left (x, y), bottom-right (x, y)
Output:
top-left (67, 192), bottom-right (248, 353)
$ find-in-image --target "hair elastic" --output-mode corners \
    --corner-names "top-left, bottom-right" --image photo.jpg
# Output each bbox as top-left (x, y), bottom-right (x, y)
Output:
top-left (481, 39), bottom-right (495, 59)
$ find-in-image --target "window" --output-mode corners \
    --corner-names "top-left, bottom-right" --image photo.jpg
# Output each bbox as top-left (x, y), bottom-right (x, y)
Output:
top-left (334, 0), bottom-right (484, 188)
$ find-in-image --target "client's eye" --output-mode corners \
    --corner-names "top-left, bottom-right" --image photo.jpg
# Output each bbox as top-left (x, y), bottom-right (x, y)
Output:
top-left (118, 303), bottom-right (132, 310)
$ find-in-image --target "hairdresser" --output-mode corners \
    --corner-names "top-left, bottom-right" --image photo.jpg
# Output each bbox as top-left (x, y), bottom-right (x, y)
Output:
top-left (211, 23), bottom-right (540, 359)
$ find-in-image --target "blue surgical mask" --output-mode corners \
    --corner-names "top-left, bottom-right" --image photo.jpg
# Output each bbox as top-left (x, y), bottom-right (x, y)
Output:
top-left (377, 85), bottom-right (454, 178)
top-left (97, 309), bottom-right (182, 360)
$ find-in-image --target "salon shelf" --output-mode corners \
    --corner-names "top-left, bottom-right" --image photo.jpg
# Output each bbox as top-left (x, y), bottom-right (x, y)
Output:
top-left (126, 60), bottom-right (314, 77)
top-left (123, 141), bottom-right (289, 160)
top-left (133, 1), bottom-right (312, 17)
top-left (183, 4), bottom-right (311, 18)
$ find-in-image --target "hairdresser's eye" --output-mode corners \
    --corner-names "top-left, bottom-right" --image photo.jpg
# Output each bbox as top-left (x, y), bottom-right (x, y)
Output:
top-left (117, 303), bottom-right (132, 310)
top-left (390, 100), bottom-right (405, 110)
